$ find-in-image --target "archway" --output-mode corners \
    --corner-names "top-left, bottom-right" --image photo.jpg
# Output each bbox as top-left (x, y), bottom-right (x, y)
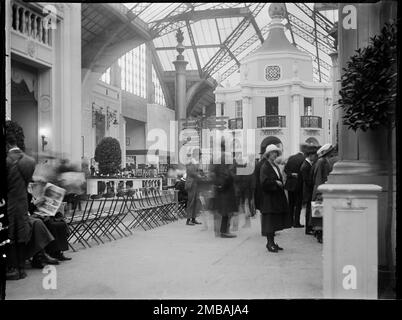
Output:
top-left (11, 77), bottom-right (38, 159)
top-left (260, 136), bottom-right (283, 155)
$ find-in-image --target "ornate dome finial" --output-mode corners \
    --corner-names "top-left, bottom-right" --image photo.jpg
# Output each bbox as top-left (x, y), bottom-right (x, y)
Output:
top-left (268, 3), bottom-right (286, 20)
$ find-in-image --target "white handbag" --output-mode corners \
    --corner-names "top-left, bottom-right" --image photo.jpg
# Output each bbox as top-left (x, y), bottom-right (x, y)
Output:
top-left (311, 201), bottom-right (323, 218)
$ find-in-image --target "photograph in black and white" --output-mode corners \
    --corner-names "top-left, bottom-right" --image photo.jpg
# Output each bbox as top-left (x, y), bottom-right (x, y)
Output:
top-left (1, 1), bottom-right (398, 300)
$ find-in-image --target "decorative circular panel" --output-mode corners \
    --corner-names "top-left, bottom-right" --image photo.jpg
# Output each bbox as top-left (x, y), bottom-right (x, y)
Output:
top-left (265, 66), bottom-right (281, 81)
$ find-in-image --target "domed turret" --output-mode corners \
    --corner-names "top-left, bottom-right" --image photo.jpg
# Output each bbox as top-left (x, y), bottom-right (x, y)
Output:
top-left (254, 3), bottom-right (308, 55)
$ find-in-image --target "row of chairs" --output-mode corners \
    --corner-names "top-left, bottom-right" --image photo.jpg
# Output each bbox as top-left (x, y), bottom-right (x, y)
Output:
top-left (64, 187), bottom-right (187, 251)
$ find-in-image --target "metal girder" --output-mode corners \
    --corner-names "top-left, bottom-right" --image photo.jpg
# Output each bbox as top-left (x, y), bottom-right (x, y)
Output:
top-left (287, 12), bottom-right (334, 50)
top-left (123, 3), bottom-right (154, 19)
top-left (151, 7), bottom-right (252, 24)
top-left (149, 3), bottom-right (194, 37)
top-left (295, 45), bottom-right (331, 71)
top-left (250, 15), bottom-right (264, 44)
top-left (155, 44), bottom-right (221, 51)
top-left (294, 3), bottom-right (334, 33)
top-left (225, 45), bottom-right (240, 67)
top-left (291, 24), bottom-right (333, 55)
top-left (313, 67), bottom-right (329, 82)
top-left (202, 3), bottom-right (265, 77)
top-left (186, 20), bottom-right (203, 78)
top-left (284, 3), bottom-right (296, 45)
top-left (313, 10), bottom-right (322, 82)
top-left (219, 22), bottom-right (272, 81)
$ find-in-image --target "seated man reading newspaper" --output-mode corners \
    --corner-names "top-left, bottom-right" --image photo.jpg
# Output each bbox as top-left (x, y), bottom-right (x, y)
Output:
top-left (28, 178), bottom-right (71, 265)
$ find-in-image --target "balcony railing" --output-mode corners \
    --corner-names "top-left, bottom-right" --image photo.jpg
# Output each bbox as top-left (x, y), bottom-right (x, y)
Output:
top-left (11, 1), bottom-right (52, 46)
top-left (228, 118), bottom-right (243, 130)
top-left (301, 116), bottom-right (322, 128)
top-left (257, 115), bottom-right (286, 128)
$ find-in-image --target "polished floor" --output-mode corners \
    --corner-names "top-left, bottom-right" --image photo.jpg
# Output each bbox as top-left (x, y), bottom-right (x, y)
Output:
top-left (5, 211), bottom-right (322, 299)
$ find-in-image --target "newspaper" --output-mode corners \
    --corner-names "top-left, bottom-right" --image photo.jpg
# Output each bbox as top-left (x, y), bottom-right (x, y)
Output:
top-left (29, 183), bottom-right (66, 217)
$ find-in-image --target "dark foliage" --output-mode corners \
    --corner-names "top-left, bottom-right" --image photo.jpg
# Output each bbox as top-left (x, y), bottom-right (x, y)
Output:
top-left (338, 22), bottom-right (397, 131)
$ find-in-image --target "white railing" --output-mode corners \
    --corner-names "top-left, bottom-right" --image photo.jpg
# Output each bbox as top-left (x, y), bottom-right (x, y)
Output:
top-left (11, 1), bottom-right (52, 46)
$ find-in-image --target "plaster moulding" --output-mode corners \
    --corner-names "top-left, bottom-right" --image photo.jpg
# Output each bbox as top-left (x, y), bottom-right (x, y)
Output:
top-left (26, 40), bottom-right (36, 58)
top-left (260, 129), bottom-right (284, 136)
top-left (242, 52), bottom-right (311, 65)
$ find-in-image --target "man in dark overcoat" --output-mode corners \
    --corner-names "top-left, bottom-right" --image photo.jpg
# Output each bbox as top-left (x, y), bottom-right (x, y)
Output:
top-left (284, 144), bottom-right (306, 227)
top-left (6, 132), bottom-right (35, 279)
top-left (300, 145), bottom-right (318, 235)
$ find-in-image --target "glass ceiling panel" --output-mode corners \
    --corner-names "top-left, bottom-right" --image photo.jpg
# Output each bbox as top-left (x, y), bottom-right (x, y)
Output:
top-left (120, 2), bottom-right (337, 85)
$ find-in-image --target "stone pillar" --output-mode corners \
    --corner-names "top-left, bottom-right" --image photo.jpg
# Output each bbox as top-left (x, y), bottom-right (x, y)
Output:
top-left (329, 51), bottom-right (339, 147)
top-left (5, 0), bottom-right (11, 119)
top-left (242, 95), bottom-right (253, 131)
top-left (290, 92), bottom-right (301, 155)
top-left (110, 61), bottom-right (121, 88)
top-left (328, 1), bottom-right (397, 268)
top-left (172, 29), bottom-right (188, 165)
top-left (319, 184), bottom-right (382, 299)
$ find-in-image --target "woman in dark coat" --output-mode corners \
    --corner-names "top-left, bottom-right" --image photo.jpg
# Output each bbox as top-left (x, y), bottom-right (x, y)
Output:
top-left (258, 144), bottom-right (291, 252)
top-left (211, 153), bottom-right (238, 238)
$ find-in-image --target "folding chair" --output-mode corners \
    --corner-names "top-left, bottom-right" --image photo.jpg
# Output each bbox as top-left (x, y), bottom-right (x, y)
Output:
top-left (126, 189), bottom-right (154, 230)
top-left (134, 188), bottom-right (162, 229)
top-left (82, 192), bottom-right (117, 244)
top-left (66, 194), bottom-right (101, 250)
top-left (151, 187), bottom-right (177, 222)
top-left (141, 188), bottom-right (168, 226)
top-left (97, 191), bottom-right (132, 239)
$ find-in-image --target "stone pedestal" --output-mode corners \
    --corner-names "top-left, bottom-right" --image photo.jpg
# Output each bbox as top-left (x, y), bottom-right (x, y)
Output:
top-left (319, 184), bottom-right (382, 299)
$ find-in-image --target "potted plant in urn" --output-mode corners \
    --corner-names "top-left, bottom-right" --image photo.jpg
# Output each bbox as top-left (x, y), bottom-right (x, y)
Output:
top-left (94, 137), bottom-right (122, 176)
top-left (337, 22), bottom-right (397, 282)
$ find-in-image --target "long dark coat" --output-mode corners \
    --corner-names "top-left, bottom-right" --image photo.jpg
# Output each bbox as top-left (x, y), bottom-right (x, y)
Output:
top-left (300, 159), bottom-right (314, 204)
top-left (259, 158), bottom-right (291, 235)
top-left (211, 164), bottom-right (237, 217)
top-left (284, 152), bottom-right (305, 192)
top-left (312, 157), bottom-right (332, 200)
top-left (7, 149), bottom-right (36, 243)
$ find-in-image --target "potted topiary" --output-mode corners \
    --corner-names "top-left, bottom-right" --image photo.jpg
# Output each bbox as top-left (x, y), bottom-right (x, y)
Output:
top-left (94, 137), bottom-right (122, 176)
top-left (338, 22), bottom-right (397, 277)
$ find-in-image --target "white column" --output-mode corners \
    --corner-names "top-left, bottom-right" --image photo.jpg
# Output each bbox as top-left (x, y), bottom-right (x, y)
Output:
top-left (120, 116), bottom-right (127, 168)
top-left (242, 96), bottom-right (253, 131)
top-left (320, 184), bottom-right (381, 299)
top-left (57, 4), bottom-right (81, 165)
top-left (5, 0), bottom-right (12, 119)
top-left (290, 93), bottom-right (301, 155)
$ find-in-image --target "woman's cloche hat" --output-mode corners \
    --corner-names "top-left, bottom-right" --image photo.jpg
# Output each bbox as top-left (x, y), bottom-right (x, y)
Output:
top-left (265, 144), bottom-right (282, 156)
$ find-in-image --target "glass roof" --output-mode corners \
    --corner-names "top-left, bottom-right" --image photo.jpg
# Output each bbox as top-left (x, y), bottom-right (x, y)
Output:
top-left (123, 3), bottom-right (338, 86)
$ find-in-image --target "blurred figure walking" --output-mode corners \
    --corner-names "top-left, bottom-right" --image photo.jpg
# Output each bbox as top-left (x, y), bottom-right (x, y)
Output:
top-left (184, 154), bottom-right (202, 225)
top-left (211, 151), bottom-right (238, 238)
